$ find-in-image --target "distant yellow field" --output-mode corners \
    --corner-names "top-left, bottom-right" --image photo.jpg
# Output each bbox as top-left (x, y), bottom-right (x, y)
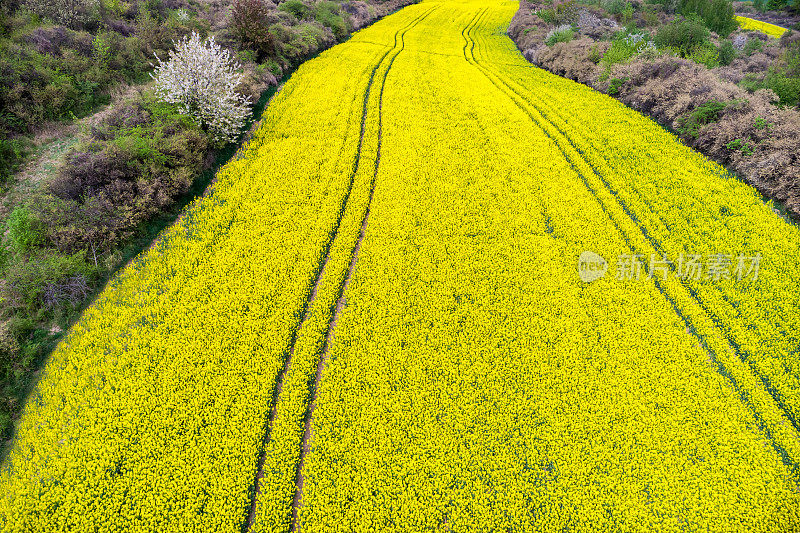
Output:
top-left (737, 15), bottom-right (788, 37)
top-left (2, 0), bottom-right (800, 531)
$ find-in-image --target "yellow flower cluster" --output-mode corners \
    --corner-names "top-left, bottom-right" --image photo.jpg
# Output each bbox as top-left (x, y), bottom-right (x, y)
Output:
top-left (2, 0), bottom-right (800, 531)
top-left (468, 7), bottom-right (800, 477)
top-left (298, 1), bottom-right (800, 531)
top-left (736, 15), bottom-right (788, 38)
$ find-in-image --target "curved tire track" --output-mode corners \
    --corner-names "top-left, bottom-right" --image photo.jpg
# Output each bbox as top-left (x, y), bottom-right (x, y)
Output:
top-left (289, 9), bottom-right (438, 531)
top-left (462, 9), bottom-right (800, 476)
top-left (241, 9), bottom-right (436, 533)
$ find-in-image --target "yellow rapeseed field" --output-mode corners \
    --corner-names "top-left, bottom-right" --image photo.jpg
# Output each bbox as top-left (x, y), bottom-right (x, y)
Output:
top-left (736, 15), bottom-right (788, 37)
top-left (2, 1), bottom-right (800, 532)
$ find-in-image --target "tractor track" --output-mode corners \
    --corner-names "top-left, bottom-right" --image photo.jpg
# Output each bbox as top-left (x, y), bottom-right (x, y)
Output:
top-left (470, 18), bottom-right (800, 416)
top-left (288, 8), bottom-right (437, 530)
top-left (462, 8), bottom-right (800, 473)
top-left (235, 7), bottom-right (438, 532)
top-left (240, 9), bottom-right (437, 532)
top-left (494, 67), bottom-right (800, 431)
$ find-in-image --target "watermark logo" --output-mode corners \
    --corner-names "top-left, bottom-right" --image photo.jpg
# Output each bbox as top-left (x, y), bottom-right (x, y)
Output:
top-left (578, 251), bottom-right (608, 283)
top-left (579, 251), bottom-right (761, 283)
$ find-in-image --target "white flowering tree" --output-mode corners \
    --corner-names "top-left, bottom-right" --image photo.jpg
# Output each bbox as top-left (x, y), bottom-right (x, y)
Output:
top-left (151, 32), bottom-right (252, 144)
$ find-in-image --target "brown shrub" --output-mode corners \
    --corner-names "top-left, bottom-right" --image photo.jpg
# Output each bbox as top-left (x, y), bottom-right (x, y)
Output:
top-left (508, 2), bottom-right (800, 219)
top-left (508, 0), bottom-right (550, 53)
top-left (21, 25), bottom-right (92, 57)
top-left (606, 56), bottom-right (738, 124)
top-left (231, 0), bottom-right (279, 59)
top-left (534, 38), bottom-right (606, 84)
top-left (577, 8), bottom-right (619, 39)
top-left (361, 0), bottom-right (412, 19)
top-left (47, 97), bottom-right (209, 252)
top-left (341, 1), bottom-right (373, 31)
top-left (105, 18), bottom-right (135, 36)
top-left (781, 30), bottom-right (800, 50)
top-left (237, 61), bottom-right (279, 103)
top-left (716, 64), bottom-right (748, 84)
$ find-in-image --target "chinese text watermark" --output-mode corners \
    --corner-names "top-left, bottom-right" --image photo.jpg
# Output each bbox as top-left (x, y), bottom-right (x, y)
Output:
top-left (578, 251), bottom-right (761, 283)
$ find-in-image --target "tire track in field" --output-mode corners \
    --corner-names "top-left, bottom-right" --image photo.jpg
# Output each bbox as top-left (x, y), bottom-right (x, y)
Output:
top-left (465, 5), bottom-right (800, 448)
top-left (240, 10), bottom-right (435, 532)
top-left (462, 9), bottom-right (800, 476)
top-left (467, 17), bottom-right (800, 436)
top-left (288, 9), bottom-right (437, 529)
top-left (459, 11), bottom-right (558, 238)
top-left (470, 22), bottom-right (800, 439)
top-left (498, 75), bottom-right (800, 432)
top-left (466, 10), bottom-right (800, 473)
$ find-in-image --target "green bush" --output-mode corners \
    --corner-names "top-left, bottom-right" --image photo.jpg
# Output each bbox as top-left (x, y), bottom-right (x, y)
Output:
top-left (754, 116), bottom-right (771, 129)
top-left (608, 76), bottom-right (629, 94)
top-left (271, 21), bottom-right (333, 65)
top-left (279, 0), bottom-right (310, 20)
top-left (765, 0), bottom-right (798, 10)
top-left (92, 33), bottom-right (111, 67)
top-left (727, 138), bottom-right (755, 155)
top-left (3, 249), bottom-right (94, 314)
top-left (654, 16), bottom-right (709, 56)
top-left (313, 1), bottom-right (348, 40)
top-left (111, 126), bottom-right (170, 166)
top-left (264, 58), bottom-right (282, 76)
top-left (641, 4), bottom-right (661, 25)
top-left (601, 32), bottom-right (650, 66)
top-left (743, 37), bottom-right (764, 56)
top-left (677, 100), bottom-right (727, 137)
top-left (537, 0), bottom-right (579, 25)
top-left (6, 316), bottom-right (34, 344)
top-left (646, 0), bottom-right (679, 13)
top-left (763, 69), bottom-right (800, 106)
top-left (0, 243), bottom-right (9, 274)
top-left (678, 0), bottom-right (737, 37)
top-left (705, 0), bottom-right (737, 37)
top-left (588, 44), bottom-right (603, 63)
top-left (602, 41), bottom-right (636, 64)
top-left (545, 25), bottom-right (575, 46)
top-left (602, 0), bottom-right (627, 14)
top-left (739, 64), bottom-right (800, 108)
top-left (7, 206), bottom-right (45, 254)
top-left (717, 39), bottom-right (736, 65)
top-left (783, 36), bottom-right (799, 77)
top-left (739, 73), bottom-right (763, 92)
top-left (0, 410), bottom-right (10, 441)
top-left (621, 2), bottom-right (634, 24)
top-left (536, 8), bottom-right (557, 24)
top-left (687, 41), bottom-right (720, 67)
top-left (0, 137), bottom-right (26, 184)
